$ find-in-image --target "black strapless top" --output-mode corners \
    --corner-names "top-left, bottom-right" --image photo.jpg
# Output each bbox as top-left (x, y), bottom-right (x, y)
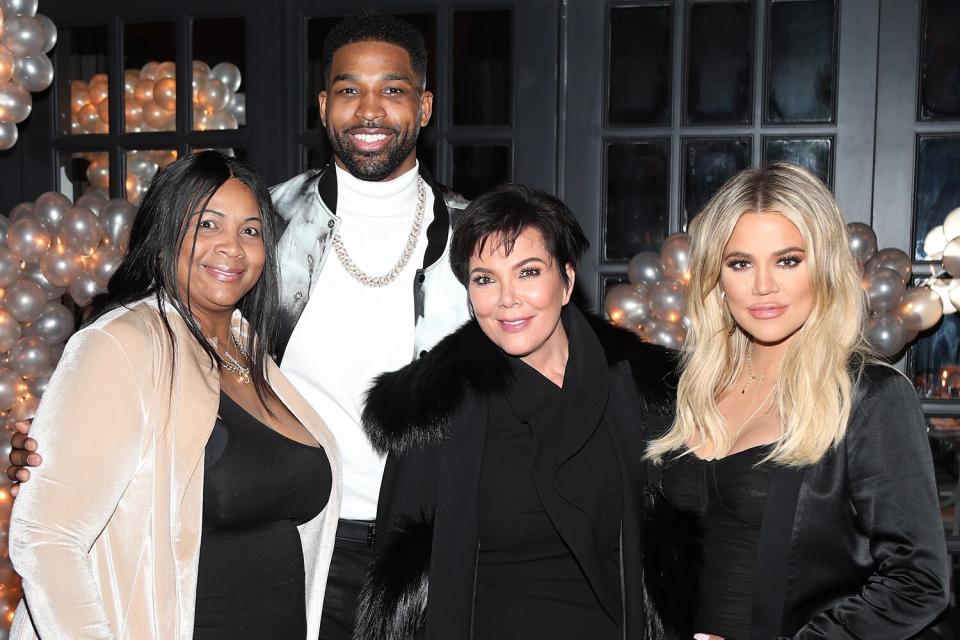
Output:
top-left (661, 445), bottom-right (776, 640)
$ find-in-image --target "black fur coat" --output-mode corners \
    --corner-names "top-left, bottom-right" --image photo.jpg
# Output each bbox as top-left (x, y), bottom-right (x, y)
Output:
top-left (354, 305), bottom-right (695, 640)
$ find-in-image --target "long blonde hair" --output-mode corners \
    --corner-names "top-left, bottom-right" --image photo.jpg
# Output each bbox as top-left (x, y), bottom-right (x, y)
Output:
top-left (646, 163), bottom-right (874, 466)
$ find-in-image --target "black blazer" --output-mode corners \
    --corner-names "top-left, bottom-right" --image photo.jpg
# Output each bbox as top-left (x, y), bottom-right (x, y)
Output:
top-left (355, 306), bottom-right (679, 640)
top-left (655, 364), bottom-right (949, 640)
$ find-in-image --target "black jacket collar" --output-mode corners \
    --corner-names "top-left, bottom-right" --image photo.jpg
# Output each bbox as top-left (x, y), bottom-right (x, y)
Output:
top-left (362, 305), bottom-right (677, 457)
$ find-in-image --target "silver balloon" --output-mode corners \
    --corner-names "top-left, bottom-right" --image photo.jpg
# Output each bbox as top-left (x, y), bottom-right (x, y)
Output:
top-left (0, 79), bottom-right (31, 123)
top-left (660, 233), bottom-right (691, 283)
top-left (211, 62), bottom-right (242, 92)
top-left (897, 287), bottom-right (943, 332)
top-left (604, 283), bottom-right (650, 327)
top-left (140, 61), bottom-right (160, 81)
top-left (127, 152), bottom-right (158, 183)
top-left (33, 13), bottom-right (56, 53)
top-left (206, 109), bottom-right (238, 130)
top-left (32, 190), bottom-right (71, 232)
top-left (11, 336), bottom-right (51, 379)
top-left (228, 92), bottom-right (246, 126)
top-left (0, 120), bottom-right (16, 150)
top-left (85, 245), bottom-right (123, 288)
top-left (20, 261), bottom-right (66, 299)
top-left (649, 280), bottom-right (686, 324)
top-left (642, 319), bottom-right (685, 350)
top-left (25, 371), bottom-right (51, 398)
top-left (866, 313), bottom-right (906, 358)
top-left (68, 274), bottom-right (101, 307)
top-left (0, 368), bottom-right (19, 412)
top-left (39, 245), bottom-right (84, 287)
top-left (192, 60), bottom-right (211, 91)
top-left (49, 340), bottom-right (64, 365)
top-left (12, 51), bottom-right (52, 92)
top-left (8, 201), bottom-right (32, 222)
top-left (75, 191), bottom-right (108, 217)
top-left (0, 245), bottom-right (19, 287)
top-left (98, 198), bottom-right (137, 249)
top-left (2, 0), bottom-right (39, 17)
top-left (866, 248), bottom-right (912, 285)
top-left (4, 278), bottom-right (45, 323)
top-left (846, 222), bottom-right (878, 265)
top-left (6, 217), bottom-right (50, 262)
top-left (1, 15), bottom-right (44, 57)
top-left (58, 206), bottom-right (100, 256)
top-left (942, 237), bottom-right (960, 278)
top-left (0, 309), bottom-right (21, 353)
top-left (33, 302), bottom-right (74, 344)
top-left (863, 267), bottom-right (905, 312)
top-left (196, 78), bottom-right (230, 113)
top-left (627, 251), bottom-right (663, 287)
top-left (10, 394), bottom-right (39, 422)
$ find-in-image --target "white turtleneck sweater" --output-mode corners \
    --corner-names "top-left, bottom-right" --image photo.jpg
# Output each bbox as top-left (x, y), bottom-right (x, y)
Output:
top-left (281, 163), bottom-right (435, 520)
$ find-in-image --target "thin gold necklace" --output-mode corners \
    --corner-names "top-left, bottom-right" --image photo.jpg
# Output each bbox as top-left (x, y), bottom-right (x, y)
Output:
top-left (221, 333), bottom-right (251, 385)
top-left (741, 350), bottom-right (763, 394)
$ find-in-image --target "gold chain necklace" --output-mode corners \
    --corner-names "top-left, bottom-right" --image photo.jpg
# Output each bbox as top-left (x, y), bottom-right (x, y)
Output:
top-left (331, 176), bottom-right (426, 287)
top-left (741, 349), bottom-right (763, 394)
top-left (221, 333), bottom-right (251, 385)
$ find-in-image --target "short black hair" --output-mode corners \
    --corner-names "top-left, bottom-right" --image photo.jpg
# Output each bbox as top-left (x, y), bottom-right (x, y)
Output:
top-left (92, 150), bottom-right (281, 408)
top-left (322, 14), bottom-right (428, 89)
top-left (450, 183), bottom-right (589, 288)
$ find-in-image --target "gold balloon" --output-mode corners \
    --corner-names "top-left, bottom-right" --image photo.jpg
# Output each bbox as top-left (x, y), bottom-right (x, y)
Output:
top-left (88, 78), bottom-right (108, 105)
top-left (153, 77), bottom-right (176, 111)
top-left (157, 60), bottom-right (176, 79)
top-left (0, 48), bottom-right (14, 85)
top-left (133, 79), bottom-right (154, 107)
top-left (85, 159), bottom-right (110, 189)
top-left (70, 80), bottom-right (89, 114)
top-left (123, 69), bottom-right (139, 97)
top-left (141, 100), bottom-right (173, 130)
top-left (124, 98), bottom-right (142, 128)
top-left (96, 98), bottom-right (109, 125)
top-left (77, 103), bottom-right (100, 132)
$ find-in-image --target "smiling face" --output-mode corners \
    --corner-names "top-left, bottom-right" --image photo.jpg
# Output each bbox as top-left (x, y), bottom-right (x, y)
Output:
top-left (719, 211), bottom-right (814, 347)
top-left (319, 40), bottom-right (433, 182)
top-left (176, 178), bottom-right (266, 330)
top-left (468, 227), bottom-right (574, 371)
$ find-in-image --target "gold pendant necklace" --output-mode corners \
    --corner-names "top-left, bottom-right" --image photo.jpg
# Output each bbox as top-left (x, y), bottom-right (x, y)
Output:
top-left (221, 333), bottom-right (251, 384)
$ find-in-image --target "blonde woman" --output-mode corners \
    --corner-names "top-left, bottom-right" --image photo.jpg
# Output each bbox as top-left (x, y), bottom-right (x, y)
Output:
top-left (647, 163), bottom-right (948, 639)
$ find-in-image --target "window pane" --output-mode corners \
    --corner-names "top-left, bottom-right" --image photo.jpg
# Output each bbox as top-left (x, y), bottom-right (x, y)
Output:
top-left (763, 136), bottom-right (833, 187)
top-left (920, 0), bottom-right (960, 121)
top-left (55, 26), bottom-right (108, 136)
top-left (193, 18), bottom-right (246, 131)
top-left (682, 137), bottom-right (751, 226)
top-left (451, 144), bottom-right (511, 200)
top-left (608, 5), bottom-right (672, 126)
top-left (57, 152), bottom-right (108, 203)
top-left (453, 10), bottom-right (511, 125)
top-left (125, 149), bottom-right (177, 204)
top-left (911, 295), bottom-right (958, 399)
top-left (765, 0), bottom-right (836, 124)
top-left (605, 140), bottom-right (670, 261)
top-left (124, 22), bottom-right (176, 132)
top-left (685, 2), bottom-right (753, 125)
top-left (914, 135), bottom-right (960, 259)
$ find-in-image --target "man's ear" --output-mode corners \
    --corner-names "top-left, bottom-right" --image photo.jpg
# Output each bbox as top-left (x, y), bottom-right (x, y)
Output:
top-left (319, 91), bottom-right (328, 127)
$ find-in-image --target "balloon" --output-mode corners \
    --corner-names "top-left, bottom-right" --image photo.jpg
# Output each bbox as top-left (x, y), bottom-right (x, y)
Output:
top-left (950, 286), bottom-right (960, 316)
top-left (0, 310), bottom-right (20, 353)
top-left (33, 302), bottom-right (74, 344)
top-left (75, 191), bottom-right (107, 217)
top-left (142, 100), bottom-right (173, 130)
top-left (4, 279), bottom-right (45, 322)
top-left (866, 247), bottom-right (911, 284)
top-left (70, 79), bottom-right (89, 113)
top-left (898, 286), bottom-right (943, 332)
top-left (19, 261), bottom-right (65, 299)
top-left (87, 73), bottom-right (108, 104)
top-left (228, 92), bottom-right (246, 126)
top-left (944, 207), bottom-right (960, 242)
top-left (8, 201), bottom-right (32, 222)
top-left (0, 121), bottom-right (16, 149)
top-left (39, 244), bottom-right (85, 287)
top-left (923, 225), bottom-right (948, 260)
top-left (133, 79), bottom-right (154, 106)
top-left (942, 237), bottom-right (960, 278)
top-left (85, 245), bottom-right (123, 288)
top-left (123, 69), bottom-right (139, 97)
top-left (866, 313), bottom-right (906, 357)
top-left (57, 206), bottom-right (100, 255)
top-left (604, 283), bottom-right (650, 327)
top-left (25, 371), bottom-right (50, 398)
top-left (34, 12), bottom-right (56, 53)
top-left (660, 233), bottom-right (691, 283)
top-left (1, 15), bottom-right (43, 57)
top-left (124, 172), bottom-right (142, 204)
top-left (0, 246), bottom-right (19, 287)
top-left (642, 319), bottom-right (685, 350)
top-left (32, 191), bottom-right (71, 232)
top-left (156, 60), bottom-right (175, 79)
top-left (627, 251), bottom-right (663, 287)
top-left (68, 274), bottom-right (100, 307)
top-left (153, 76), bottom-right (176, 111)
top-left (863, 267), bottom-right (905, 312)
top-left (0, 80), bottom-right (31, 123)
top-left (6, 218), bottom-right (49, 262)
top-left (0, 48), bottom-right (14, 85)
top-left (192, 60), bottom-right (211, 90)
top-left (76, 102), bottom-right (100, 132)
top-left (12, 51), bottom-right (51, 92)
top-left (140, 60), bottom-right (159, 81)
top-left (127, 152), bottom-right (158, 183)
top-left (929, 278), bottom-right (957, 316)
top-left (196, 78), bottom-right (229, 113)
top-left (2, 0), bottom-right (39, 17)
top-left (12, 336), bottom-right (51, 379)
top-left (846, 222), bottom-right (878, 265)
top-left (10, 394), bottom-right (38, 422)
top-left (96, 96), bottom-right (110, 124)
top-left (205, 109), bottom-right (237, 130)
top-left (210, 62), bottom-right (242, 92)
top-left (86, 158), bottom-right (110, 189)
top-left (192, 105), bottom-right (210, 130)
top-left (99, 199), bottom-right (137, 248)
top-left (0, 369), bottom-right (19, 412)
top-left (649, 280), bottom-right (686, 324)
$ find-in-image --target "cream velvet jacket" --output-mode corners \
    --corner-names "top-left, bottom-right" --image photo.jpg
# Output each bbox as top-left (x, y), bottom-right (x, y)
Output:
top-left (7, 299), bottom-right (342, 639)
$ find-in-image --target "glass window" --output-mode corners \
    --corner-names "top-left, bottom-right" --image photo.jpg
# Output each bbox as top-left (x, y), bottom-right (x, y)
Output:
top-left (762, 136), bottom-right (833, 187)
top-left (453, 10), bottom-right (511, 126)
top-left (765, 0), bottom-right (837, 124)
top-left (919, 0), bottom-right (960, 121)
top-left (607, 4), bottom-right (672, 126)
top-left (685, 1), bottom-right (754, 125)
top-left (55, 25), bottom-right (108, 136)
top-left (605, 140), bottom-right (670, 262)
top-left (124, 149), bottom-right (178, 204)
top-left (682, 137), bottom-right (751, 225)
top-left (914, 135), bottom-right (960, 260)
top-left (192, 17), bottom-right (246, 131)
top-left (57, 152), bottom-right (107, 203)
top-left (451, 144), bottom-right (511, 200)
top-left (124, 22), bottom-right (177, 133)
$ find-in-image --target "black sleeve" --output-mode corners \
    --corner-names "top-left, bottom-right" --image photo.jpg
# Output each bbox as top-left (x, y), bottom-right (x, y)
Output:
top-left (793, 369), bottom-right (949, 639)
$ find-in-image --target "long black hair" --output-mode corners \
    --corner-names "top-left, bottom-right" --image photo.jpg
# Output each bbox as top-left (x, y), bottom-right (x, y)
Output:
top-left (91, 150), bottom-right (282, 407)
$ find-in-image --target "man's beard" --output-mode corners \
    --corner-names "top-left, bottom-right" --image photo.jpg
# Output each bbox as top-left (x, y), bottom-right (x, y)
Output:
top-left (327, 119), bottom-right (421, 182)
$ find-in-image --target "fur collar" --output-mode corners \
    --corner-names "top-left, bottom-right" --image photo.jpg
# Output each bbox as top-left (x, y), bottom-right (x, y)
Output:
top-left (362, 306), bottom-right (678, 456)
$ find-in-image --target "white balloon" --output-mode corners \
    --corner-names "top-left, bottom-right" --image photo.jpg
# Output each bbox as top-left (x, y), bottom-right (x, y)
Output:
top-left (210, 62), bottom-right (242, 92)
top-left (34, 13), bottom-right (56, 53)
top-left (0, 120), bottom-right (17, 150)
top-left (923, 225), bottom-right (948, 260)
top-left (943, 207), bottom-right (960, 243)
top-left (2, 0), bottom-right (39, 17)
top-left (930, 279), bottom-right (957, 315)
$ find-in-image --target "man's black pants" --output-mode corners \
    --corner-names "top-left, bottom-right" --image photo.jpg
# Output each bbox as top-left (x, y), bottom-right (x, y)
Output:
top-left (318, 519), bottom-right (376, 640)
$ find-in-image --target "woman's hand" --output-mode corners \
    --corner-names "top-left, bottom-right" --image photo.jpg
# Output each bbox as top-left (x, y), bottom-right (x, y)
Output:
top-left (7, 419), bottom-right (40, 496)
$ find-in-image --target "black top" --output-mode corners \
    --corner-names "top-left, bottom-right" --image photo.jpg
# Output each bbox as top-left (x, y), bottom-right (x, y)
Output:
top-left (472, 352), bottom-right (622, 639)
top-left (193, 392), bottom-right (331, 639)
top-left (661, 444), bottom-right (775, 640)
